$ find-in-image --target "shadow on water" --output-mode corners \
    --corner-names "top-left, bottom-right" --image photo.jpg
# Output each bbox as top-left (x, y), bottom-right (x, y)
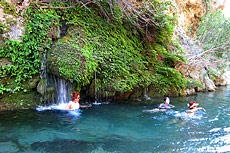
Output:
top-left (30, 135), bottom-right (161, 153)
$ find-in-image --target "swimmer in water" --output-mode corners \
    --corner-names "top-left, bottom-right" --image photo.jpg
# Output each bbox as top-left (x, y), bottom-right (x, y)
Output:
top-left (158, 97), bottom-right (175, 109)
top-left (65, 92), bottom-right (91, 111)
top-left (186, 101), bottom-right (206, 114)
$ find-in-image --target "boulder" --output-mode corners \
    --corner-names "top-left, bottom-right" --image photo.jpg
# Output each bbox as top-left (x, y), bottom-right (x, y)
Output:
top-left (215, 76), bottom-right (227, 86)
top-left (22, 74), bottom-right (40, 90)
top-left (37, 79), bottom-right (46, 95)
top-left (186, 88), bottom-right (195, 96)
top-left (166, 87), bottom-right (181, 97)
top-left (147, 84), bottom-right (164, 98)
top-left (129, 87), bottom-right (144, 98)
top-left (189, 68), bottom-right (201, 81)
top-left (203, 75), bottom-right (216, 91)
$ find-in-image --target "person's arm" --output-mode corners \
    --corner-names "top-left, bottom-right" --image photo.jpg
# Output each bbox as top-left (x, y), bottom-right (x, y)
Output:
top-left (197, 107), bottom-right (206, 111)
top-left (169, 104), bottom-right (175, 108)
top-left (158, 104), bottom-right (164, 109)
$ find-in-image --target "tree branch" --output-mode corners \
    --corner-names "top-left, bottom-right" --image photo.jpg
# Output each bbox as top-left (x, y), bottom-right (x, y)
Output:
top-left (188, 42), bottom-right (229, 61)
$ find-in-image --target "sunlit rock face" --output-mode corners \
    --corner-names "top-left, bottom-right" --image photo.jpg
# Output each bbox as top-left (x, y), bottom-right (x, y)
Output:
top-left (173, 0), bottom-right (228, 36)
top-left (173, 0), bottom-right (206, 36)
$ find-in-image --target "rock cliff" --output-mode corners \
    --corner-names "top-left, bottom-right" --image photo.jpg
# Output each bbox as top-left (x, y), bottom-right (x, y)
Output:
top-left (0, 0), bottom-right (229, 107)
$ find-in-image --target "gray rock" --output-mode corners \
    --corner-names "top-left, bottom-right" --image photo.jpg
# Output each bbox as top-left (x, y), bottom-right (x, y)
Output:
top-left (37, 79), bottom-right (46, 95)
top-left (186, 88), bottom-right (195, 95)
top-left (204, 75), bottom-right (216, 91)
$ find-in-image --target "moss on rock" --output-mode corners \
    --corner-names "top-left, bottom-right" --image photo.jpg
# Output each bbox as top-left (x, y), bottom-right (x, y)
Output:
top-left (0, 90), bottom-right (41, 110)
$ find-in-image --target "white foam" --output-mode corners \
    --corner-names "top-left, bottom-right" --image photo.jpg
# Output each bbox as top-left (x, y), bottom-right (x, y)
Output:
top-left (93, 102), bottom-right (110, 105)
top-left (36, 103), bottom-right (81, 117)
top-left (199, 145), bottom-right (230, 152)
top-left (36, 103), bottom-right (68, 111)
top-left (209, 128), bottom-right (221, 133)
top-left (208, 117), bottom-right (219, 122)
top-left (172, 111), bottom-right (203, 120)
top-left (224, 127), bottom-right (230, 132)
top-left (211, 134), bottom-right (230, 144)
top-left (189, 138), bottom-right (207, 142)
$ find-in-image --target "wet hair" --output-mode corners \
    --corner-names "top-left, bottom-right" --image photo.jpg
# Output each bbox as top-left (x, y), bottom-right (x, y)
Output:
top-left (188, 101), bottom-right (197, 109)
top-left (72, 91), bottom-right (80, 101)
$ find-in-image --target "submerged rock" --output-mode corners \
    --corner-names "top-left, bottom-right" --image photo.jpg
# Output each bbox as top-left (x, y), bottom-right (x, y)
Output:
top-left (31, 138), bottom-right (97, 153)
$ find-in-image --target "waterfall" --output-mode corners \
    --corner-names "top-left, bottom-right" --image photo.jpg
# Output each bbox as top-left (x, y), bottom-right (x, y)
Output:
top-left (38, 51), bottom-right (72, 108)
top-left (49, 75), bottom-right (72, 104)
top-left (39, 53), bottom-right (48, 104)
top-left (37, 21), bottom-right (72, 110)
top-left (144, 87), bottom-right (151, 100)
top-left (36, 74), bottom-right (72, 111)
top-left (94, 71), bottom-right (98, 104)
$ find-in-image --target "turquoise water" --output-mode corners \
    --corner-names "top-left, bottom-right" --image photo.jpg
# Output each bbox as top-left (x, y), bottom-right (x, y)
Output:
top-left (0, 86), bottom-right (230, 153)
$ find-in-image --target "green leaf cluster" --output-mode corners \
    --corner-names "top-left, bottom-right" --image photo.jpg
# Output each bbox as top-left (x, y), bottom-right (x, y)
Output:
top-left (1, 2), bottom-right (185, 96)
top-left (196, 10), bottom-right (230, 59)
top-left (0, 0), bottom-right (17, 16)
top-left (50, 5), bottom-right (185, 94)
top-left (0, 5), bottom-right (59, 94)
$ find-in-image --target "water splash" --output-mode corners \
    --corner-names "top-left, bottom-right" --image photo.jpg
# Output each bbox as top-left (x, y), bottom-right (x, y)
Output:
top-left (144, 87), bottom-right (151, 100)
top-left (36, 103), bottom-right (67, 111)
top-left (37, 74), bottom-right (72, 110)
top-left (36, 103), bottom-right (81, 117)
top-left (168, 110), bottom-right (204, 120)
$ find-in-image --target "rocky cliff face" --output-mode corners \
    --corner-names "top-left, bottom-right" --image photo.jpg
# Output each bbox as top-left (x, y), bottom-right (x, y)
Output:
top-left (174, 0), bottom-right (228, 36)
top-left (173, 0), bottom-right (230, 96)
top-left (174, 0), bottom-right (206, 36)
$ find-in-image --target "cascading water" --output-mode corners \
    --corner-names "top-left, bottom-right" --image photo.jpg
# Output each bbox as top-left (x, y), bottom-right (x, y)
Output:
top-left (38, 50), bottom-right (72, 110)
top-left (93, 71), bottom-right (99, 105)
top-left (48, 74), bottom-right (72, 104)
top-left (39, 53), bottom-right (48, 104)
top-left (92, 71), bottom-right (110, 105)
top-left (144, 87), bottom-right (151, 100)
top-left (37, 74), bottom-right (73, 111)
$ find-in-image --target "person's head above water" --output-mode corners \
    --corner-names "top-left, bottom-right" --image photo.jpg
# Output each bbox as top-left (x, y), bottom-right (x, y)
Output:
top-left (164, 97), bottom-right (170, 104)
top-left (71, 91), bottom-right (80, 101)
top-left (188, 101), bottom-right (199, 109)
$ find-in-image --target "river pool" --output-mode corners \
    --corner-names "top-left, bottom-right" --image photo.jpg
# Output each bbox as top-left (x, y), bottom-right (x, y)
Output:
top-left (0, 86), bottom-right (230, 153)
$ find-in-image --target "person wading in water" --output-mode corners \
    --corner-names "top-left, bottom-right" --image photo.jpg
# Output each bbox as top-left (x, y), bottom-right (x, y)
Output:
top-left (65, 92), bottom-right (91, 111)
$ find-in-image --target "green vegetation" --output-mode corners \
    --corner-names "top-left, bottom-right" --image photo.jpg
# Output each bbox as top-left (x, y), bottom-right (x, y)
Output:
top-left (0, 0), bottom-right (17, 16)
top-left (196, 10), bottom-right (230, 61)
top-left (0, 23), bottom-right (8, 34)
top-left (50, 4), bottom-right (185, 94)
top-left (1, 1), bottom-right (185, 97)
top-left (0, 4), bottom-right (59, 94)
top-left (185, 79), bottom-right (203, 89)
